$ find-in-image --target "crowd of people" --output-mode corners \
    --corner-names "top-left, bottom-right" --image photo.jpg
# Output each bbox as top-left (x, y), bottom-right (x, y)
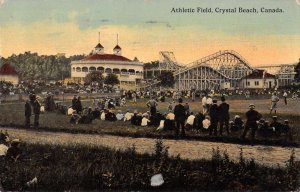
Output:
top-left (22, 88), bottom-right (294, 143)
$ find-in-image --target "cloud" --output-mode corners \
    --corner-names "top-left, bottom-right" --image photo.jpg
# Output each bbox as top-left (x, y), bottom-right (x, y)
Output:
top-left (145, 20), bottom-right (173, 29)
top-left (145, 20), bottom-right (158, 24)
top-left (99, 19), bottom-right (110, 23)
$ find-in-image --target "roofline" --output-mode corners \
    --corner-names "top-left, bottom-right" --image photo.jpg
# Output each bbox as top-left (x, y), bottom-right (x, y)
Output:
top-left (71, 60), bottom-right (143, 66)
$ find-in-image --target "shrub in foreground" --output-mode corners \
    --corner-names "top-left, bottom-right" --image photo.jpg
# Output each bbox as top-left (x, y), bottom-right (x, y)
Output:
top-left (0, 140), bottom-right (299, 191)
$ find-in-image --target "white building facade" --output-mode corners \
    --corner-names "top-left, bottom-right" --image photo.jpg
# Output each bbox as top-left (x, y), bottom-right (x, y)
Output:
top-left (71, 43), bottom-right (143, 89)
top-left (240, 70), bottom-right (276, 89)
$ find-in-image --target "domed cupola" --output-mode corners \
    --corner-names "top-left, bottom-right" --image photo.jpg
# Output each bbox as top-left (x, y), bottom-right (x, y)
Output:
top-left (94, 43), bottom-right (104, 54)
top-left (113, 34), bottom-right (122, 56)
top-left (93, 32), bottom-right (104, 54)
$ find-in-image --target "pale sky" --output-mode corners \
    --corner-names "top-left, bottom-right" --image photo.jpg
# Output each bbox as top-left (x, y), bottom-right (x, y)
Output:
top-left (0, 0), bottom-right (299, 65)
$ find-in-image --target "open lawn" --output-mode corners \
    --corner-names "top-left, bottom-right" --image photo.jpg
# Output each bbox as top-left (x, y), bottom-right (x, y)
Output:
top-left (0, 97), bottom-right (299, 146)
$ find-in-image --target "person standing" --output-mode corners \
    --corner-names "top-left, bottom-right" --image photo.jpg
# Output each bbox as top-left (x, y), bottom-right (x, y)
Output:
top-left (147, 97), bottom-right (158, 117)
top-left (218, 96), bottom-right (230, 136)
top-left (283, 91), bottom-right (288, 105)
top-left (76, 96), bottom-right (83, 114)
top-left (201, 94), bottom-right (207, 114)
top-left (206, 95), bottom-right (213, 114)
top-left (24, 98), bottom-right (32, 128)
top-left (132, 92), bottom-right (137, 103)
top-left (241, 104), bottom-right (262, 144)
top-left (209, 99), bottom-right (219, 136)
top-left (71, 95), bottom-right (77, 110)
top-left (32, 95), bottom-right (41, 128)
top-left (174, 98), bottom-right (186, 138)
top-left (184, 102), bottom-right (190, 117)
top-left (270, 92), bottom-right (279, 114)
top-left (191, 90), bottom-right (195, 102)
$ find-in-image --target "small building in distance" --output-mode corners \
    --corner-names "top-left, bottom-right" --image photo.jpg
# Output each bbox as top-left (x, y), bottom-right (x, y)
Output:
top-left (240, 69), bottom-right (276, 89)
top-left (0, 63), bottom-right (19, 85)
top-left (71, 41), bottom-right (143, 89)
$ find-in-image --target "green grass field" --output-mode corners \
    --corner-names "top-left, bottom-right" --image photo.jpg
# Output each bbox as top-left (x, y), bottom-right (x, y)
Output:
top-left (0, 97), bottom-right (299, 146)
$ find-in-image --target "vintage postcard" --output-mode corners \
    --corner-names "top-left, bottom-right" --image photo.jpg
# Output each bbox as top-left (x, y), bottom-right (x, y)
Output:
top-left (0, 0), bottom-right (299, 191)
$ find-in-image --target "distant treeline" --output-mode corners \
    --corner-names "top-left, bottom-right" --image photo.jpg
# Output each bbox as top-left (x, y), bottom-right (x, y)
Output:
top-left (0, 52), bottom-right (85, 81)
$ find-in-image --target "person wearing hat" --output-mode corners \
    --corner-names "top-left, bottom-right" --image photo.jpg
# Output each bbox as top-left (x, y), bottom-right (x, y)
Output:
top-left (25, 94), bottom-right (41, 128)
top-left (233, 115), bottom-right (244, 131)
top-left (282, 120), bottom-right (292, 142)
top-left (174, 98), bottom-right (186, 138)
top-left (270, 92), bottom-right (279, 114)
top-left (218, 96), bottom-right (230, 136)
top-left (209, 99), bottom-right (219, 136)
top-left (241, 104), bottom-right (262, 144)
top-left (147, 97), bottom-right (158, 117)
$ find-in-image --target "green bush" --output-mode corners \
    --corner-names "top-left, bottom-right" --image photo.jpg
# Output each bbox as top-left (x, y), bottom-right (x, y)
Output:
top-left (0, 141), bottom-right (299, 191)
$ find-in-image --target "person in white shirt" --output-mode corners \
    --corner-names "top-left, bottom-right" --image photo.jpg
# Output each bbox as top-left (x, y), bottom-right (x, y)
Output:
top-left (132, 92), bottom-right (137, 103)
top-left (202, 116), bottom-right (211, 130)
top-left (141, 115), bottom-right (150, 126)
top-left (124, 110), bottom-right (134, 121)
top-left (164, 112), bottom-right (175, 130)
top-left (283, 91), bottom-right (288, 105)
top-left (40, 105), bottom-right (45, 113)
top-left (67, 107), bottom-right (74, 116)
top-left (202, 94), bottom-right (207, 114)
top-left (185, 112), bottom-right (195, 130)
top-left (156, 119), bottom-right (165, 131)
top-left (116, 110), bottom-right (124, 121)
top-left (100, 110), bottom-right (106, 120)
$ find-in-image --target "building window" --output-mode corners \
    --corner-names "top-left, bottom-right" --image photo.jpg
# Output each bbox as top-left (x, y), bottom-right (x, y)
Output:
top-left (97, 67), bottom-right (104, 72)
top-left (255, 81), bottom-right (259, 86)
top-left (105, 68), bottom-right (112, 73)
top-left (246, 81), bottom-right (250, 86)
top-left (89, 67), bottom-right (96, 72)
top-left (76, 67), bottom-right (81, 72)
top-left (121, 69), bottom-right (128, 73)
top-left (72, 67), bottom-right (75, 72)
top-left (82, 67), bottom-right (88, 72)
top-left (128, 69), bottom-right (135, 74)
top-left (113, 68), bottom-right (120, 74)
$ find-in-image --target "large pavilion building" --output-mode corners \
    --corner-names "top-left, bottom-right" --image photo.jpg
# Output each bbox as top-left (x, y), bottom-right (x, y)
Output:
top-left (71, 42), bottom-right (143, 89)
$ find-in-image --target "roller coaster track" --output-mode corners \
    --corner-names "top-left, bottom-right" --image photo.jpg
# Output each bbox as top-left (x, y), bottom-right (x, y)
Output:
top-left (175, 50), bottom-right (253, 80)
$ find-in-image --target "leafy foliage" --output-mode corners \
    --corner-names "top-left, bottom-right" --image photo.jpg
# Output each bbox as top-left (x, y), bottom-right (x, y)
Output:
top-left (104, 73), bottom-right (120, 87)
top-left (0, 81), bottom-right (13, 95)
top-left (84, 71), bottom-right (104, 86)
top-left (0, 52), bottom-right (85, 81)
top-left (0, 141), bottom-right (299, 191)
top-left (158, 71), bottom-right (175, 87)
top-left (143, 61), bottom-right (159, 69)
top-left (295, 58), bottom-right (300, 82)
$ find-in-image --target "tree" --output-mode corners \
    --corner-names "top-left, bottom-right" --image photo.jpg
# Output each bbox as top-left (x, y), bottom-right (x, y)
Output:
top-left (158, 71), bottom-right (175, 87)
top-left (84, 71), bottom-right (104, 86)
top-left (104, 73), bottom-right (120, 87)
top-left (295, 58), bottom-right (300, 82)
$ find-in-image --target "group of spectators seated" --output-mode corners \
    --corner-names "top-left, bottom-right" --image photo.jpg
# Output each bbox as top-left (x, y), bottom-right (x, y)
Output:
top-left (0, 130), bottom-right (22, 162)
top-left (257, 116), bottom-right (291, 139)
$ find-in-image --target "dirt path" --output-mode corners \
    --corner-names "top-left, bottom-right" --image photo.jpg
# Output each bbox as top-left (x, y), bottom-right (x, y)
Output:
top-left (2, 127), bottom-right (299, 167)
